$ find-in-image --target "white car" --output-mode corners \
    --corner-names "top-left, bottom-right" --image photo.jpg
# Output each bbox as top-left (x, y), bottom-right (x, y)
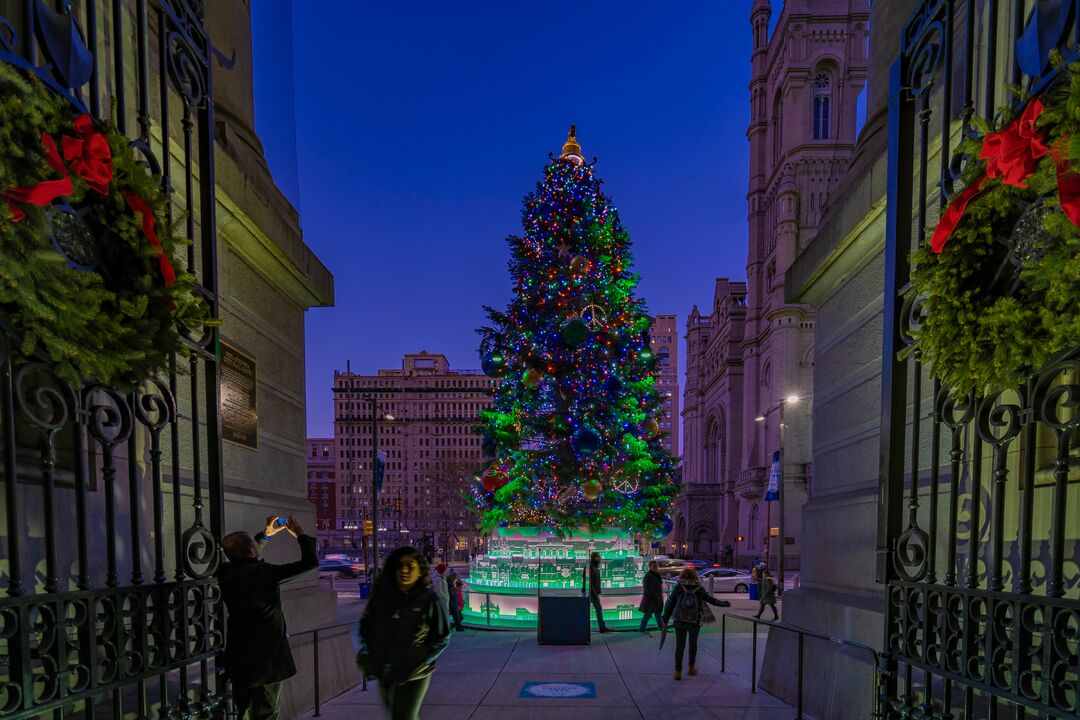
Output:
top-left (696, 568), bottom-right (753, 593)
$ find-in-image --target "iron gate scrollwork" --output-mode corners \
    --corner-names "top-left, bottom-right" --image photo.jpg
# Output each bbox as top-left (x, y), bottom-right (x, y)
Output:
top-left (0, 0), bottom-right (227, 717)
top-left (882, 0), bottom-right (1080, 718)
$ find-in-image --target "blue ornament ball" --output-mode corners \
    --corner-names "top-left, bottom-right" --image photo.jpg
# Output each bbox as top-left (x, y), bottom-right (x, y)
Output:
top-left (653, 515), bottom-right (674, 539)
top-left (571, 427), bottom-right (602, 456)
top-left (482, 434), bottom-right (496, 458)
top-left (481, 351), bottom-right (506, 377)
top-left (604, 376), bottom-right (624, 398)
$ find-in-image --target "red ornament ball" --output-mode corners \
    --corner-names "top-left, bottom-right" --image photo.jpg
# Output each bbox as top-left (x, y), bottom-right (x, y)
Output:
top-left (481, 465), bottom-right (509, 492)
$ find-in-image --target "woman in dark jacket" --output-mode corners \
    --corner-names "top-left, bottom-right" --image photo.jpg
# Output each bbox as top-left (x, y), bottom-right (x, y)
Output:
top-left (358, 547), bottom-right (451, 719)
top-left (662, 567), bottom-right (730, 680)
top-left (638, 560), bottom-right (664, 632)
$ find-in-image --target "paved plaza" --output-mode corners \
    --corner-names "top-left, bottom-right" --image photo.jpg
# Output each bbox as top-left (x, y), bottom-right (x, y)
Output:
top-left (299, 622), bottom-right (794, 720)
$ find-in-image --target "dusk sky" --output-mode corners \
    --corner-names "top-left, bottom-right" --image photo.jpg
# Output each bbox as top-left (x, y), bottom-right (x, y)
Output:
top-left (253, 3), bottom-right (757, 438)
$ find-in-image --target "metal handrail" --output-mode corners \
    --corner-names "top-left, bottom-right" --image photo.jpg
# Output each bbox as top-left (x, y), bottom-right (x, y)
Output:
top-left (290, 619), bottom-right (364, 717)
top-left (291, 600), bottom-right (883, 719)
top-left (714, 610), bottom-right (883, 720)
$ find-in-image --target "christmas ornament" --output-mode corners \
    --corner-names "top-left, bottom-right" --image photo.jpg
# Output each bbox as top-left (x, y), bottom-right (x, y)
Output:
top-left (580, 304), bottom-right (607, 330)
top-left (652, 515), bottom-right (673, 538)
top-left (582, 479), bottom-right (602, 500)
top-left (481, 465), bottom-right (509, 492)
top-left (604, 376), bottom-right (624, 398)
top-left (523, 368), bottom-right (543, 388)
top-left (561, 316), bottom-right (588, 347)
top-left (644, 418), bottom-right (660, 439)
top-left (571, 427), bottom-right (602, 456)
top-left (569, 255), bottom-right (588, 274)
top-left (481, 350), bottom-right (506, 377)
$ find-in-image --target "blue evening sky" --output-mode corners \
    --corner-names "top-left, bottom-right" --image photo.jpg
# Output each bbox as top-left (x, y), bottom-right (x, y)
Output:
top-left (253, 2), bottom-right (759, 439)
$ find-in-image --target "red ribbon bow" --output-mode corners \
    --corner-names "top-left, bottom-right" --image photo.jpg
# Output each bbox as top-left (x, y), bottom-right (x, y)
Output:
top-left (931, 99), bottom-right (1054, 253)
top-left (63, 114), bottom-right (113, 195)
top-left (4, 114), bottom-right (112, 220)
top-left (980, 98), bottom-right (1049, 187)
top-left (122, 191), bottom-right (176, 291)
top-left (3, 132), bottom-right (73, 221)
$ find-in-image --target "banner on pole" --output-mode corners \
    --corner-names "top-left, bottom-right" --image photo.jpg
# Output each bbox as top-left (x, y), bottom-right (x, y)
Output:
top-left (376, 450), bottom-right (386, 493)
top-left (766, 450), bottom-right (780, 501)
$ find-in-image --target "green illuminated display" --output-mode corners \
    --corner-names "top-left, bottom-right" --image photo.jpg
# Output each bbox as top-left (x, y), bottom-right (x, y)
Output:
top-left (462, 527), bottom-right (649, 629)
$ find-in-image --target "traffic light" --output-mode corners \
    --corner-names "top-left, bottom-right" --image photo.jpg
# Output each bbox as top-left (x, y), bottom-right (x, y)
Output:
top-left (364, 520), bottom-right (373, 536)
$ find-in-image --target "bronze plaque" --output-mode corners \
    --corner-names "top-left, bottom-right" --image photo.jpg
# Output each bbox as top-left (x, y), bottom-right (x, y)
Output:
top-left (220, 341), bottom-right (258, 450)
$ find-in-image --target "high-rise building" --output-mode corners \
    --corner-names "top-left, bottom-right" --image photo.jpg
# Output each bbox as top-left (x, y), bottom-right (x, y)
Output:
top-left (333, 352), bottom-right (494, 562)
top-left (650, 315), bottom-right (680, 458)
top-left (305, 438), bottom-right (339, 550)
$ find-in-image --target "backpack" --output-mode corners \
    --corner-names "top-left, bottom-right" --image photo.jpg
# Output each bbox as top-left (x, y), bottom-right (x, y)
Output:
top-left (672, 588), bottom-right (701, 623)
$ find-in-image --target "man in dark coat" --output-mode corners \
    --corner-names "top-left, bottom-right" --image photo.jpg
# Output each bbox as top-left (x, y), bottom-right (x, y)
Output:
top-left (638, 560), bottom-right (664, 632)
top-left (583, 552), bottom-right (613, 633)
top-left (219, 516), bottom-right (318, 719)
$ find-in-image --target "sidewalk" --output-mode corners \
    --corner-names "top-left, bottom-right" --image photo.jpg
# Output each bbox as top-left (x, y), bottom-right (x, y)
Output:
top-left (299, 625), bottom-right (793, 719)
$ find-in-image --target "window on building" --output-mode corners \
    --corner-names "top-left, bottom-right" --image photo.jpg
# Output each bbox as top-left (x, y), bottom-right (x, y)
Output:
top-left (813, 72), bottom-right (831, 140)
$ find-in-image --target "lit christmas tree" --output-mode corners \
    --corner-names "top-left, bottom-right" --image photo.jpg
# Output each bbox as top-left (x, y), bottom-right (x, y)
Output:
top-left (476, 127), bottom-right (679, 540)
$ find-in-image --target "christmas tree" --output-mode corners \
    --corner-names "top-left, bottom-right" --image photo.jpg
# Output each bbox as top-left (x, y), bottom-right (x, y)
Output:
top-left (476, 127), bottom-right (679, 539)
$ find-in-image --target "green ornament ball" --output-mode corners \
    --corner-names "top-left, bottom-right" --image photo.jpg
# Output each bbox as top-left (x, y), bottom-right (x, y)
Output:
top-left (561, 317), bottom-right (588, 347)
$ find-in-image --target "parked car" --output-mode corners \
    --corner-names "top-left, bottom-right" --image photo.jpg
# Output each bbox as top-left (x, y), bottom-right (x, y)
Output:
top-left (318, 558), bottom-right (364, 578)
top-left (697, 567), bottom-right (754, 593)
top-left (655, 558), bottom-right (688, 577)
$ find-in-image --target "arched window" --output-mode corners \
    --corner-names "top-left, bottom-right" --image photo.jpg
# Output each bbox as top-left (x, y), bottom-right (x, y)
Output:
top-left (749, 504), bottom-right (760, 549)
top-left (813, 72), bottom-right (831, 140)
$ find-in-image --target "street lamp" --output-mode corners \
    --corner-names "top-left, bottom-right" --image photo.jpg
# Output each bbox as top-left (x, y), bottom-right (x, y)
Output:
top-left (755, 393), bottom-right (801, 599)
top-left (363, 394), bottom-right (395, 578)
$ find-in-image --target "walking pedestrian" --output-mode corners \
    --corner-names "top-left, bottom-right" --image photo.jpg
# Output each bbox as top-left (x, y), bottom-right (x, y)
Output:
top-left (662, 567), bottom-right (730, 680)
top-left (755, 569), bottom-right (779, 620)
top-left (583, 551), bottom-right (614, 633)
top-left (219, 515), bottom-right (318, 719)
top-left (357, 547), bottom-right (451, 720)
top-left (432, 562), bottom-right (450, 613)
top-left (638, 560), bottom-right (664, 633)
top-left (446, 567), bottom-right (465, 631)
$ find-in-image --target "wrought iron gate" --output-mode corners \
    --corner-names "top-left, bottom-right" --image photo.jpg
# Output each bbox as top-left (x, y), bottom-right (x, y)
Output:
top-left (0, 1), bottom-right (226, 717)
top-left (881, 0), bottom-right (1080, 718)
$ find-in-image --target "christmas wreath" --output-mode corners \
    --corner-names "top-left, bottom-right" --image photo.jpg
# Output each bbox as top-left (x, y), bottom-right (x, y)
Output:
top-left (905, 59), bottom-right (1080, 395)
top-left (0, 63), bottom-right (215, 386)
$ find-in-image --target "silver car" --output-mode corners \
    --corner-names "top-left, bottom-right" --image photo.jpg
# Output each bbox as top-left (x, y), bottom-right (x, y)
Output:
top-left (697, 568), bottom-right (754, 593)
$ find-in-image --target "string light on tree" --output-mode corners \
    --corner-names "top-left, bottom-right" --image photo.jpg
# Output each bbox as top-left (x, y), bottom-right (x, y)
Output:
top-left (475, 127), bottom-right (679, 537)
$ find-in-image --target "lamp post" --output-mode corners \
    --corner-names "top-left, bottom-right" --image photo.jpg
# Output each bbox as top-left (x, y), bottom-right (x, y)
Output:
top-left (363, 396), bottom-right (395, 578)
top-left (755, 393), bottom-right (800, 598)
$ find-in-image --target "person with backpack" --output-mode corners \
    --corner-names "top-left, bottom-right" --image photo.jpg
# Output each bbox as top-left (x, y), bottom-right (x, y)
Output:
top-left (662, 567), bottom-right (730, 680)
top-left (755, 569), bottom-right (779, 620)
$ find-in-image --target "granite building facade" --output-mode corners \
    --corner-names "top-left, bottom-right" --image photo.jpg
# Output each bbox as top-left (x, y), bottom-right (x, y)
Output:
top-left (677, 0), bottom-right (867, 567)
